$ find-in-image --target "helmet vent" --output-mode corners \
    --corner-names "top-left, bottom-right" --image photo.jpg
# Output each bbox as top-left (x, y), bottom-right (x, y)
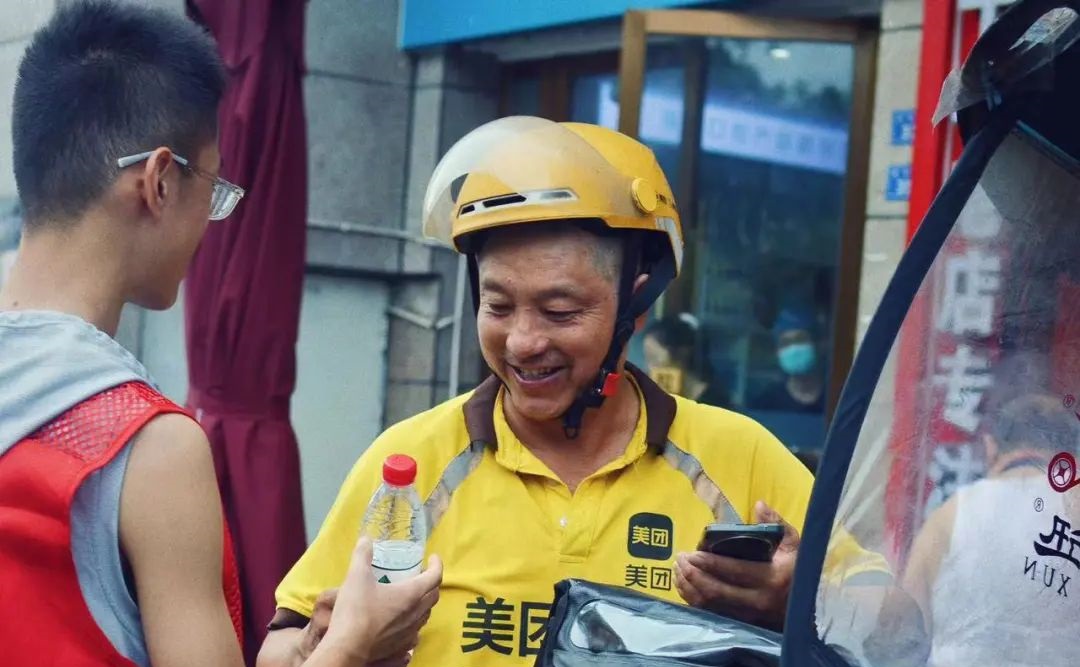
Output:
top-left (540, 189), bottom-right (574, 201)
top-left (483, 194), bottom-right (527, 208)
top-left (458, 188), bottom-right (579, 218)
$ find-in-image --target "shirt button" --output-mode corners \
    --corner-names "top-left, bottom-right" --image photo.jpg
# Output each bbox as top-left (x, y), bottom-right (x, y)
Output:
top-left (559, 517), bottom-right (568, 528)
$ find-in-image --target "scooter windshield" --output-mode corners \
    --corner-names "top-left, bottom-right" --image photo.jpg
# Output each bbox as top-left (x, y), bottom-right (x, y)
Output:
top-left (813, 127), bottom-right (1080, 667)
top-left (784, 3), bottom-right (1080, 664)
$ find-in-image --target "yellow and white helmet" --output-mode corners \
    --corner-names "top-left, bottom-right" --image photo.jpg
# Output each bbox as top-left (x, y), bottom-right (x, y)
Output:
top-left (422, 116), bottom-right (683, 275)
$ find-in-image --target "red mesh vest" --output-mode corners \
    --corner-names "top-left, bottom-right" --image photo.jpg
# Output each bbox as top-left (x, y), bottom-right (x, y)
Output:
top-left (0, 381), bottom-right (243, 665)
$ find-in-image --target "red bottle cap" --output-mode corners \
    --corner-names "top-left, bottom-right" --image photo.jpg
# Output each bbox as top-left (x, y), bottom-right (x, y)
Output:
top-left (383, 454), bottom-right (417, 486)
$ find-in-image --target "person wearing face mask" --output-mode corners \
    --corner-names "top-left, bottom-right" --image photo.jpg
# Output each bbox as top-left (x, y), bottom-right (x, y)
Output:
top-left (755, 306), bottom-right (825, 414)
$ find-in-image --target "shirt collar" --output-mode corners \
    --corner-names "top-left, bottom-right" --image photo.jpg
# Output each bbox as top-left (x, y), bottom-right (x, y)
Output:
top-left (462, 363), bottom-right (677, 453)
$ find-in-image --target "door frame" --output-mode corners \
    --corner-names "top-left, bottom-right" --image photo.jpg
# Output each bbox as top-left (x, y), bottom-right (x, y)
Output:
top-left (617, 9), bottom-right (879, 417)
top-left (499, 51), bottom-right (620, 121)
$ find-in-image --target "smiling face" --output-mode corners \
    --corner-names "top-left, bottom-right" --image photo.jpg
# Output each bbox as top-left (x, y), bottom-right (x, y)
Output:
top-left (475, 223), bottom-right (622, 424)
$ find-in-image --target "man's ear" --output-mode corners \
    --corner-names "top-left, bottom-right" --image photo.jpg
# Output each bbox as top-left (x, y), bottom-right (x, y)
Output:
top-left (139, 147), bottom-right (175, 219)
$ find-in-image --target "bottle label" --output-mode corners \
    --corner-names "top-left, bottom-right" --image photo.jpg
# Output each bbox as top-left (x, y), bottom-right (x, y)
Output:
top-left (372, 562), bottom-right (422, 584)
top-left (370, 539), bottom-right (424, 583)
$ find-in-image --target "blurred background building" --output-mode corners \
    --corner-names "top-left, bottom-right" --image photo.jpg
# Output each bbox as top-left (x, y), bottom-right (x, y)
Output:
top-left (0, 0), bottom-right (1014, 539)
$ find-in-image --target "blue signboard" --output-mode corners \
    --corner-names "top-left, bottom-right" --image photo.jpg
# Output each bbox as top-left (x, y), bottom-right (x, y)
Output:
top-left (891, 108), bottom-right (915, 146)
top-left (595, 80), bottom-right (850, 175)
top-left (885, 164), bottom-right (912, 201)
top-left (400, 0), bottom-right (721, 49)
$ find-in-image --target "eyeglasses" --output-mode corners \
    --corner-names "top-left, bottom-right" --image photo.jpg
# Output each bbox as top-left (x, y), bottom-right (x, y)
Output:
top-left (117, 151), bottom-right (245, 221)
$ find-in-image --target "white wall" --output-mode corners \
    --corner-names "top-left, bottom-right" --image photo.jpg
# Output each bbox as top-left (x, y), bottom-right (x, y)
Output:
top-left (293, 274), bottom-right (389, 542)
top-left (137, 274), bottom-right (391, 541)
top-left (0, 0), bottom-right (59, 201)
top-left (0, 1), bottom-right (185, 202)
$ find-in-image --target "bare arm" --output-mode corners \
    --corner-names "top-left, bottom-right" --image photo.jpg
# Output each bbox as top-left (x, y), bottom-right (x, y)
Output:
top-left (901, 497), bottom-right (956, 634)
top-left (120, 414), bottom-right (243, 667)
top-left (258, 540), bottom-right (442, 667)
top-left (675, 501), bottom-right (799, 631)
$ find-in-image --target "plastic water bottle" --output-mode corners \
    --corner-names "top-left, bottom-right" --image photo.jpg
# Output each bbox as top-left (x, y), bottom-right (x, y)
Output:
top-left (360, 454), bottom-right (427, 583)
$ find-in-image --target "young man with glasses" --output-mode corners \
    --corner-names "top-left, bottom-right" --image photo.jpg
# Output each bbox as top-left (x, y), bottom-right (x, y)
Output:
top-left (0, 2), bottom-right (440, 666)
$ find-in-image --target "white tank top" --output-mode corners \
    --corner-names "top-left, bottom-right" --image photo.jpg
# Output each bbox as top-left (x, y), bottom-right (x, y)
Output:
top-left (929, 474), bottom-right (1077, 667)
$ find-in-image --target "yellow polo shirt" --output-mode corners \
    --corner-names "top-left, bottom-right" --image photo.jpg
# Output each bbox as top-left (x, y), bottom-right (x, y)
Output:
top-left (274, 368), bottom-right (816, 666)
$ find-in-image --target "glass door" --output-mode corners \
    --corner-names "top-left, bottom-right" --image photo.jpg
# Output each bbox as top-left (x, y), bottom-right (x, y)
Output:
top-left (614, 10), bottom-right (877, 453)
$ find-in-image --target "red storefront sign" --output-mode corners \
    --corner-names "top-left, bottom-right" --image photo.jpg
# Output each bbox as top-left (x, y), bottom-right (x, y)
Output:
top-left (886, 0), bottom-right (1014, 563)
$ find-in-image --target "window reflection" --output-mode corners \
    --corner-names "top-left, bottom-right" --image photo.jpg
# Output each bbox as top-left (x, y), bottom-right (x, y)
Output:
top-left (569, 40), bottom-right (854, 452)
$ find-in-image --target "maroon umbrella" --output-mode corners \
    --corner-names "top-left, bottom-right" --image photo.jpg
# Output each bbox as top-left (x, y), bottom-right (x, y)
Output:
top-left (185, 1), bottom-right (307, 662)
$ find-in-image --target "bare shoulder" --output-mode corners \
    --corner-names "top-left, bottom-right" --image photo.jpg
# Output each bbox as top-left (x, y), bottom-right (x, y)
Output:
top-left (120, 413), bottom-right (222, 561)
top-left (913, 492), bottom-right (959, 567)
top-left (903, 492), bottom-right (959, 589)
top-left (127, 412), bottom-right (214, 475)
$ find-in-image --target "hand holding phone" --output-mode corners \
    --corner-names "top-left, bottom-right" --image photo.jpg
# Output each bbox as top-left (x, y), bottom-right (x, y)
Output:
top-left (698, 523), bottom-right (785, 562)
top-left (678, 504), bottom-right (798, 630)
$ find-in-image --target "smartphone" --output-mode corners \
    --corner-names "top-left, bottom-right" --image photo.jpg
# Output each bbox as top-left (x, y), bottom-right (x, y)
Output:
top-left (698, 523), bottom-right (784, 562)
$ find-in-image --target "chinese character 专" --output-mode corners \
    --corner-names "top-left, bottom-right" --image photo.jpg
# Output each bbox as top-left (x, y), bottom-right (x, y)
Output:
top-left (625, 564), bottom-right (649, 588)
top-left (462, 597), bottom-right (515, 655)
top-left (1035, 514), bottom-right (1080, 571)
top-left (518, 602), bottom-right (550, 657)
top-left (934, 344), bottom-right (992, 433)
top-left (923, 444), bottom-right (984, 517)
top-left (650, 567), bottom-right (672, 591)
top-left (631, 527), bottom-right (651, 546)
top-left (650, 528), bottom-right (670, 549)
top-left (937, 249), bottom-right (1001, 336)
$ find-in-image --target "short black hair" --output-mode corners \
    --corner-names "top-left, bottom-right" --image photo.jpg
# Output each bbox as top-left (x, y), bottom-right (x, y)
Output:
top-left (644, 315), bottom-right (701, 367)
top-left (13, 0), bottom-right (226, 226)
top-left (470, 219), bottom-right (627, 283)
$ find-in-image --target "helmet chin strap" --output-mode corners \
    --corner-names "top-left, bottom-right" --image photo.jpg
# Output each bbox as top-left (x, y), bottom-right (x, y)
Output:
top-left (559, 316), bottom-right (636, 439)
top-left (561, 241), bottom-right (676, 439)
